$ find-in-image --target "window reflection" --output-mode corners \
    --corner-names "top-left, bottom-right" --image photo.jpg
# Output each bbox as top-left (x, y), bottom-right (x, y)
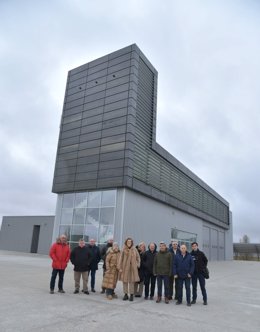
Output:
top-left (86, 208), bottom-right (99, 225)
top-left (71, 225), bottom-right (84, 242)
top-left (60, 190), bottom-right (116, 244)
top-left (62, 193), bottom-right (75, 208)
top-left (59, 225), bottom-right (71, 238)
top-left (84, 224), bottom-right (98, 242)
top-left (75, 192), bottom-right (88, 208)
top-left (88, 191), bottom-right (101, 208)
top-left (99, 225), bottom-right (114, 244)
top-left (171, 228), bottom-right (197, 251)
top-left (60, 209), bottom-right (73, 225)
top-left (73, 208), bottom-right (86, 225)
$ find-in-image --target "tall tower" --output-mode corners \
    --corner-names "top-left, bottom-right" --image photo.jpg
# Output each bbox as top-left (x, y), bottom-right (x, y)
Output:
top-left (52, 45), bottom-right (231, 259)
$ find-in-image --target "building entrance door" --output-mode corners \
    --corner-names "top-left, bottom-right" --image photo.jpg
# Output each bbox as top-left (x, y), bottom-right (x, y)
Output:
top-left (31, 225), bottom-right (40, 253)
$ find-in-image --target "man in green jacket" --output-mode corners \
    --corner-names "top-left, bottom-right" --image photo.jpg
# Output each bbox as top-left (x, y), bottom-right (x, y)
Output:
top-left (153, 241), bottom-right (172, 304)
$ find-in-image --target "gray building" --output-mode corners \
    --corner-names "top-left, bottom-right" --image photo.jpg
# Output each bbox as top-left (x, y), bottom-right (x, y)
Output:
top-left (0, 216), bottom-right (54, 254)
top-left (52, 44), bottom-right (232, 260)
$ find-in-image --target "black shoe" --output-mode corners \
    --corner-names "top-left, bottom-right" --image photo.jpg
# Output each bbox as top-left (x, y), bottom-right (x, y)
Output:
top-left (168, 296), bottom-right (173, 300)
top-left (84, 290), bottom-right (90, 295)
top-left (144, 297), bottom-right (148, 300)
top-left (203, 301), bottom-right (208, 305)
top-left (123, 294), bottom-right (129, 301)
top-left (58, 289), bottom-right (65, 293)
top-left (187, 303), bottom-right (191, 307)
top-left (73, 290), bottom-right (79, 294)
top-left (91, 289), bottom-right (96, 293)
top-left (191, 300), bottom-right (196, 304)
top-left (50, 289), bottom-right (54, 294)
top-left (135, 294), bottom-right (141, 297)
top-left (176, 301), bottom-right (182, 305)
top-left (150, 296), bottom-right (154, 300)
top-left (129, 294), bottom-right (134, 301)
top-left (100, 289), bottom-right (105, 294)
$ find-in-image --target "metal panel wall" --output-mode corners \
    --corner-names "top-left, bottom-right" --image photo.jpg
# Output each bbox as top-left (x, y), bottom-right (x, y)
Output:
top-left (117, 188), bottom-right (202, 247)
top-left (0, 216), bottom-right (54, 255)
top-left (203, 226), bottom-right (210, 258)
top-left (211, 228), bottom-right (218, 260)
top-left (218, 231), bottom-right (225, 260)
top-left (52, 44), bottom-right (230, 229)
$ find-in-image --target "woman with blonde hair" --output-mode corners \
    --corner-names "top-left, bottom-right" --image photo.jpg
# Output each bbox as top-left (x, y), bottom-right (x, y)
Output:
top-left (118, 237), bottom-right (140, 301)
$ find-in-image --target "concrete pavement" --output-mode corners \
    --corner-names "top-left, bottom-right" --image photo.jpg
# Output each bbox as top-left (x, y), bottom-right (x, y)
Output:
top-left (0, 250), bottom-right (259, 332)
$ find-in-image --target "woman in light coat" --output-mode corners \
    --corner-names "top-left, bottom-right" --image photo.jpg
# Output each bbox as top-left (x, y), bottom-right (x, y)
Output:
top-left (119, 237), bottom-right (140, 301)
top-left (102, 243), bottom-right (120, 300)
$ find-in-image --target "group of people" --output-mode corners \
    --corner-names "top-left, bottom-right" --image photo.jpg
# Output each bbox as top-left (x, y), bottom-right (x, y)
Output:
top-left (49, 235), bottom-right (208, 306)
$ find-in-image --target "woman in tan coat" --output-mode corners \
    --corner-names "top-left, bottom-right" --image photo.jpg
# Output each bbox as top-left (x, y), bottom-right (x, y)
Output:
top-left (102, 243), bottom-right (120, 300)
top-left (119, 237), bottom-right (140, 301)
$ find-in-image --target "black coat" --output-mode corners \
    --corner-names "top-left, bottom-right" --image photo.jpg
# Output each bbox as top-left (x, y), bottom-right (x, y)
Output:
top-left (142, 248), bottom-right (157, 275)
top-left (70, 246), bottom-right (92, 272)
top-left (190, 249), bottom-right (208, 274)
top-left (137, 250), bottom-right (146, 282)
top-left (88, 245), bottom-right (101, 270)
top-left (169, 247), bottom-right (181, 265)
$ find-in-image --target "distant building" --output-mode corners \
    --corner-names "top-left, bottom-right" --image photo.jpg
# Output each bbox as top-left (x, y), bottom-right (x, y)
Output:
top-left (52, 44), bottom-right (233, 260)
top-left (0, 216), bottom-right (54, 255)
top-left (233, 243), bottom-right (260, 260)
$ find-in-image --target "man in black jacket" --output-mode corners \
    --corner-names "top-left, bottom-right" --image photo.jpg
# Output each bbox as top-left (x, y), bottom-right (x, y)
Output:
top-left (143, 242), bottom-right (157, 300)
top-left (88, 238), bottom-right (101, 292)
top-left (70, 239), bottom-right (92, 294)
top-left (190, 242), bottom-right (208, 305)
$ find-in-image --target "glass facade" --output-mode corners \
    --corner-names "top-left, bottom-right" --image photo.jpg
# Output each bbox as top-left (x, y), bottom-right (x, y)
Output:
top-left (171, 228), bottom-right (197, 251)
top-left (56, 189), bottom-right (116, 248)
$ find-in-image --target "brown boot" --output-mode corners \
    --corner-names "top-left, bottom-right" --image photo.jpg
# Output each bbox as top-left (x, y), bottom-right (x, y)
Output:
top-left (165, 297), bottom-right (169, 304)
top-left (156, 296), bottom-right (161, 303)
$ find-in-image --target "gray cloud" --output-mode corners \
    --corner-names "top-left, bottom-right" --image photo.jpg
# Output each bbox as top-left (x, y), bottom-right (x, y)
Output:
top-left (1, 0), bottom-right (259, 242)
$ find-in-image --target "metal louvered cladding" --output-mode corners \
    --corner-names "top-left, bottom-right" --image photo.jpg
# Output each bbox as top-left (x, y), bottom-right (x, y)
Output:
top-left (133, 58), bottom-right (228, 225)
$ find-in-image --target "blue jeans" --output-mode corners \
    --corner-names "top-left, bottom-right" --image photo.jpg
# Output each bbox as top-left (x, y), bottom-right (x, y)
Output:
top-left (50, 269), bottom-right (65, 290)
top-left (177, 277), bottom-right (191, 303)
top-left (192, 273), bottom-right (207, 302)
top-left (89, 269), bottom-right (96, 289)
top-left (156, 275), bottom-right (170, 297)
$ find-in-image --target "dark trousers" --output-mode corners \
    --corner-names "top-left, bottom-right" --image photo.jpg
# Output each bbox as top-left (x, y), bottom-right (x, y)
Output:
top-left (88, 269), bottom-right (96, 289)
top-left (50, 269), bottom-right (65, 290)
top-left (192, 273), bottom-right (207, 302)
top-left (169, 275), bottom-right (178, 299)
top-left (156, 275), bottom-right (170, 298)
top-left (177, 277), bottom-right (191, 303)
top-left (144, 273), bottom-right (156, 297)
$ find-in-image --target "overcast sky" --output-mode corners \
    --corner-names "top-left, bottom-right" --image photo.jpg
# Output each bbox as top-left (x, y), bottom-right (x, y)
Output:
top-left (1, 0), bottom-right (259, 242)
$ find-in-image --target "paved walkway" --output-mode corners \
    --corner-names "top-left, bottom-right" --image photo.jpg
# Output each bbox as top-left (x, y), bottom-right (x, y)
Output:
top-left (0, 250), bottom-right (259, 332)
